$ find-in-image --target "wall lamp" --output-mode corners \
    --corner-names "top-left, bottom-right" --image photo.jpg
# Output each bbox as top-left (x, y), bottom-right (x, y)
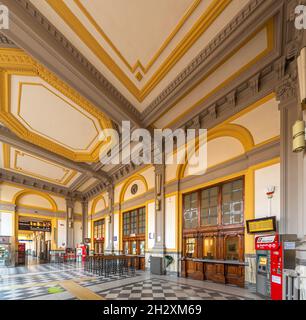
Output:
top-left (293, 120), bottom-right (305, 152)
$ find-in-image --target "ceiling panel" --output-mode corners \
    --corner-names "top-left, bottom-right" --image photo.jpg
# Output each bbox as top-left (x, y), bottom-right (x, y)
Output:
top-left (30, 0), bottom-right (243, 110)
top-left (0, 48), bottom-right (113, 162)
top-left (1, 143), bottom-right (82, 187)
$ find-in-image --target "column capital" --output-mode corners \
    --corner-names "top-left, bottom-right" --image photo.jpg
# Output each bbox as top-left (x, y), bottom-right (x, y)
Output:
top-left (65, 197), bottom-right (75, 208)
top-left (276, 73), bottom-right (298, 106)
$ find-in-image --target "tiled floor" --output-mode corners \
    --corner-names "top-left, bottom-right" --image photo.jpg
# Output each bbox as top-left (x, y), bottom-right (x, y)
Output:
top-left (0, 263), bottom-right (260, 300)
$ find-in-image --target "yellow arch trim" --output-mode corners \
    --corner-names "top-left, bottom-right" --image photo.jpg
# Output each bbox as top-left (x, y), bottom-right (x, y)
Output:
top-left (177, 123), bottom-right (254, 179)
top-left (13, 190), bottom-right (58, 212)
top-left (90, 194), bottom-right (107, 216)
top-left (119, 174), bottom-right (149, 204)
top-left (208, 123), bottom-right (254, 151)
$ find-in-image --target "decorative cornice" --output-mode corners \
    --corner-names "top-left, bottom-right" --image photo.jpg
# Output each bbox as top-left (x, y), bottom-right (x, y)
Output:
top-left (141, 0), bottom-right (268, 122)
top-left (0, 168), bottom-right (81, 199)
top-left (1, 0), bottom-right (141, 124)
top-left (0, 33), bottom-right (15, 47)
top-left (275, 63), bottom-right (298, 103)
top-left (1, 0), bottom-right (278, 126)
top-left (0, 125), bottom-right (110, 182)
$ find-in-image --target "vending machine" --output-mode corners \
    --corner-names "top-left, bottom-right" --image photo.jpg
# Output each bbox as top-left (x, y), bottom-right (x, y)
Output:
top-left (255, 234), bottom-right (297, 300)
top-left (77, 244), bottom-right (87, 262)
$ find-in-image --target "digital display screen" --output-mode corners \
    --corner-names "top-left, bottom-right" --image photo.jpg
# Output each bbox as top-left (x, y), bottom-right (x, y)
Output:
top-left (259, 256), bottom-right (267, 266)
top-left (246, 216), bottom-right (276, 234)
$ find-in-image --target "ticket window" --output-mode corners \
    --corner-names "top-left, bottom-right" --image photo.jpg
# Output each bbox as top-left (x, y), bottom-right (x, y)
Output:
top-left (124, 242), bottom-right (129, 255)
top-left (139, 241), bottom-right (145, 255)
top-left (186, 238), bottom-right (196, 258)
top-left (131, 241), bottom-right (137, 255)
top-left (203, 237), bottom-right (216, 259)
top-left (225, 236), bottom-right (239, 261)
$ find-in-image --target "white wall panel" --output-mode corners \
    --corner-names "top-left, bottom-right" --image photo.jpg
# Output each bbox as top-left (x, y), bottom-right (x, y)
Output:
top-left (165, 196), bottom-right (176, 249)
top-left (255, 163), bottom-right (280, 221)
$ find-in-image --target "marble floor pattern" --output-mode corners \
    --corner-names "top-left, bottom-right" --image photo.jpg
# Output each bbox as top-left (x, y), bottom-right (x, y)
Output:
top-left (0, 263), bottom-right (260, 300)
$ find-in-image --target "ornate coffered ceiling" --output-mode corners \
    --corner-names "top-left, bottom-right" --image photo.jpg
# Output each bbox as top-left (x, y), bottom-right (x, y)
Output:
top-left (0, 48), bottom-right (113, 162)
top-left (30, 0), bottom-right (242, 110)
top-left (1, 143), bottom-right (81, 187)
top-left (0, 0), bottom-right (288, 199)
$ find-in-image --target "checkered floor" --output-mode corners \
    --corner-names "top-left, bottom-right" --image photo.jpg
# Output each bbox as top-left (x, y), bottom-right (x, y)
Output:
top-left (97, 278), bottom-right (254, 300)
top-left (0, 284), bottom-right (65, 300)
top-left (0, 262), bottom-right (258, 300)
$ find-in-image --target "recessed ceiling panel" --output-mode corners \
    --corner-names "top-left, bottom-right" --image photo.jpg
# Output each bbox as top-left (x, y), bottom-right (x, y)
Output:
top-left (2, 144), bottom-right (81, 187)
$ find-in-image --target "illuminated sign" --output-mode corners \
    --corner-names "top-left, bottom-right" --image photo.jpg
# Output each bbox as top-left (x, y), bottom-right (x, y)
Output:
top-left (246, 216), bottom-right (276, 234)
top-left (18, 220), bottom-right (51, 232)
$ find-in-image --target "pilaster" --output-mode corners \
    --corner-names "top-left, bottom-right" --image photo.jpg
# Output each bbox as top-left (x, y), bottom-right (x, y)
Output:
top-left (65, 197), bottom-right (75, 248)
top-left (105, 184), bottom-right (115, 253)
top-left (152, 164), bottom-right (166, 254)
top-left (81, 199), bottom-right (88, 243)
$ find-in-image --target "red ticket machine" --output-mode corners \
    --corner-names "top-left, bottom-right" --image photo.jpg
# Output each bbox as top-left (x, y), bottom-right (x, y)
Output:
top-left (77, 244), bottom-right (87, 262)
top-left (17, 243), bottom-right (26, 265)
top-left (255, 234), bottom-right (297, 300)
top-left (255, 234), bottom-right (282, 300)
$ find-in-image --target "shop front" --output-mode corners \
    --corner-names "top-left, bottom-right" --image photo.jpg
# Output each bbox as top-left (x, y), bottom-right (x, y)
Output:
top-left (181, 178), bottom-right (246, 287)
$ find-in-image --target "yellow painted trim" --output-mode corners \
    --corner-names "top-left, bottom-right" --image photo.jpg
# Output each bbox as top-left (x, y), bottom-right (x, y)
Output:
top-left (17, 212), bottom-right (55, 220)
top-left (177, 123), bottom-right (254, 179)
top-left (90, 194), bottom-right (107, 216)
top-left (226, 93), bottom-right (276, 124)
top-left (13, 189), bottom-right (58, 212)
top-left (115, 187), bottom-right (155, 207)
top-left (119, 174), bottom-right (149, 204)
top-left (250, 157), bottom-right (280, 171)
top-left (180, 169), bottom-right (247, 195)
top-left (158, 19), bottom-right (275, 127)
top-left (0, 48), bottom-right (113, 162)
top-left (244, 157), bottom-right (280, 254)
top-left (46, 0), bottom-right (231, 101)
top-left (253, 136), bottom-right (280, 149)
top-left (3, 143), bottom-right (78, 186)
top-left (145, 199), bottom-right (155, 251)
top-left (74, 0), bottom-right (201, 76)
top-left (244, 168), bottom-right (255, 254)
top-left (17, 82), bottom-right (100, 150)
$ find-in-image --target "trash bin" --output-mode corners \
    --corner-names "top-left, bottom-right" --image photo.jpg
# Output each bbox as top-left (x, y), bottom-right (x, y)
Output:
top-left (150, 256), bottom-right (166, 275)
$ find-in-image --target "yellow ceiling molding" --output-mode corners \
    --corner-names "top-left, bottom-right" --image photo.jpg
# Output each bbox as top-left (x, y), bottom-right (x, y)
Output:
top-left (0, 48), bottom-right (113, 162)
top-left (74, 0), bottom-right (201, 75)
top-left (46, 0), bottom-right (231, 102)
top-left (3, 144), bottom-right (78, 186)
top-left (119, 174), bottom-right (149, 204)
top-left (17, 82), bottom-right (100, 151)
top-left (156, 18), bottom-right (275, 128)
top-left (13, 189), bottom-right (58, 212)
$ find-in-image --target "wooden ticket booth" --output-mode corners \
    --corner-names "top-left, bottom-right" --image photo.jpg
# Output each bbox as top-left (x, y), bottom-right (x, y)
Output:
top-left (122, 207), bottom-right (146, 270)
top-left (181, 178), bottom-right (246, 287)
